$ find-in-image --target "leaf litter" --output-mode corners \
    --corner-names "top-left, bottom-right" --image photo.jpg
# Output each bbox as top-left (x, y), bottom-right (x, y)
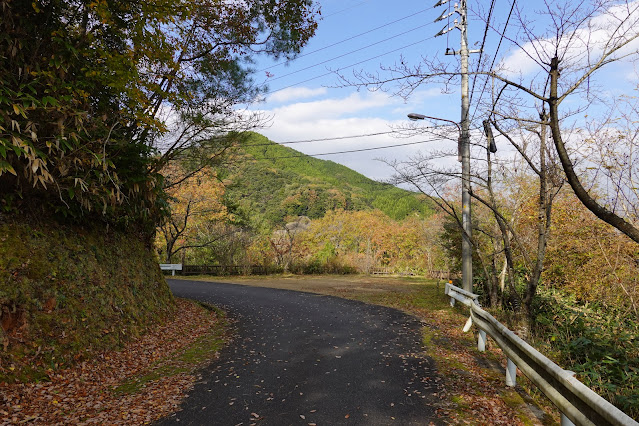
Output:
top-left (0, 298), bottom-right (227, 425)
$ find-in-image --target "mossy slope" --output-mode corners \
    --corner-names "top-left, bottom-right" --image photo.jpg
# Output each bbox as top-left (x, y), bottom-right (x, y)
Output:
top-left (0, 218), bottom-right (175, 382)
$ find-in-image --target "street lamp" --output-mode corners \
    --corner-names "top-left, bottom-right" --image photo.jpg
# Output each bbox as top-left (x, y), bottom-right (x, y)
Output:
top-left (407, 113), bottom-right (459, 129)
top-left (408, 113), bottom-right (461, 160)
top-left (408, 112), bottom-right (473, 292)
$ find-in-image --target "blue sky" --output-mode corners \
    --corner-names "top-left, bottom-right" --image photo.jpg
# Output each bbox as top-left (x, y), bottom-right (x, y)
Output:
top-left (245, 0), bottom-right (639, 181)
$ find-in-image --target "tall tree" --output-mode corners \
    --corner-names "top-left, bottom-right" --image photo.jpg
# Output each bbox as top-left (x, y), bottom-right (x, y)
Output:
top-left (0, 0), bottom-right (319, 226)
top-left (339, 0), bottom-right (639, 242)
top-left (156, 163), bottom-right (227, 263)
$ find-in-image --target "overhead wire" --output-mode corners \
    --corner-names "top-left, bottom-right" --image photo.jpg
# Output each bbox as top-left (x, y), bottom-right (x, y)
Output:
top-left (488, 1), bottom-right (516, 78)
top-left (258, 8), bottom-right (429, 72)
top-left (240, 126), bottom-right (448, 147)
top-left (469, 0), bottom-right (496, 104)
top-left (243, 131), bottom-right (395, 146)
top-left (253, 137), bottom-right (446, 160)
top-left (265, 22), bottom-right (435, 82)
top-left (323, 0), bottom-right (373, 18)
top-left (470, 0), bottom-right (517, 123)
top-left (267, 35), bottom-right (435, 94)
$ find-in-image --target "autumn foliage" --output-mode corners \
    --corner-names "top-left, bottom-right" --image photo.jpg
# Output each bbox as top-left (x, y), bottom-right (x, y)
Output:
top-left (156, 164), bottom-right (228, 263)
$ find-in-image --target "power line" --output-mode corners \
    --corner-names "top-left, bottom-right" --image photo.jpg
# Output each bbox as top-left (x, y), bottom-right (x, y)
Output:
top-left (241, 127), bottom-right (447, 147)
top-left (258, 8), bottom-right (428, 73)
top-left (243, 131), bottom-right (395, 146)
top-left (267, 36), bottom-right (435, 94)
top-left (253, 138), bottom-right (445, 160)
top-left (469, 0), bottom-right (496, 104)
top-left (488, 1), bottom-right (516, 78)
top-left (323, 0), bottom-right (373, 18)
top-left (265, 22), bottom-right (435, 83)
top-left (470, 0), bottom-right (516, 123)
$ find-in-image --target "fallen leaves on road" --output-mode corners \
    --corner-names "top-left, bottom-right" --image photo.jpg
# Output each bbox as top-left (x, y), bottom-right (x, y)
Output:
top-left (0, 299), bottom-right (226, 425)
top-left (417, 306), bottom-right (550, 425)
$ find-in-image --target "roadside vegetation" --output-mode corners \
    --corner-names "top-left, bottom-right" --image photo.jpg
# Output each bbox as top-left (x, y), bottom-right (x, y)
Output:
top-left (3, 0), bottom-right (639, 423)
top-left (160, 131), bottom-right (639, 420)
top-left (0, 0), bottom-right (318, 395)
top-left (0, 218), bottom-right (174, 384)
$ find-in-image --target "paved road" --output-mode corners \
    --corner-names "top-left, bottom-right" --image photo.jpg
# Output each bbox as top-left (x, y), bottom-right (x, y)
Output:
top-left (157, 279), bottom-right (444, 425)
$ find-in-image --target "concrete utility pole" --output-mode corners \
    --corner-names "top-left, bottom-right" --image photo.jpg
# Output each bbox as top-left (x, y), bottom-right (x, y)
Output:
top-left (434, 0), bottom-right (480, 292)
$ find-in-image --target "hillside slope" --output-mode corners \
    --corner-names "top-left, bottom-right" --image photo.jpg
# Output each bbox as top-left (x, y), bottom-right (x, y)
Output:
top-left (224, 133), bottom-right (432, 226)
top-left (0, 217), bottom-right (175, 383)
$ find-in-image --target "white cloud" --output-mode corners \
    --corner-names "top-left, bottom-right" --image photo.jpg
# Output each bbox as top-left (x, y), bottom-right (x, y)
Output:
top-left (263, 91), bottom-right (393, 122)
top-left (499, 46), bottom-right (541, 78)
top-left (264, 87), bottom-right (327, 103)
top-left (252, 90), bottom-right (457, 180)
top-left (499, 1), bottom-right (639, 78)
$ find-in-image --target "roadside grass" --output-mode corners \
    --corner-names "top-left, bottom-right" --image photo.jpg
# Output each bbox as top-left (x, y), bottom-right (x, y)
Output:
top-left (176, 274), bottom-right (557, 425)
top-left (114, 302), bottom-right (229, 396)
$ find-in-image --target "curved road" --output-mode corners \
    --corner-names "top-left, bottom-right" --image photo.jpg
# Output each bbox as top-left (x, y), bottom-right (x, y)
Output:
top-left (158, 279), bottom-right (444, 425)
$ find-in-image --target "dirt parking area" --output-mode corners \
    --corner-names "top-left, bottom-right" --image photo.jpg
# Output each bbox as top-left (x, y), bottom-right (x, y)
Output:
top-left (180, 274), bottom-right (444, 297)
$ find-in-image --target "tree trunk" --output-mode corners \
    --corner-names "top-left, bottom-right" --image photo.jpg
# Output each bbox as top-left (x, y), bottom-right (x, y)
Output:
top-left (524, 113), bottom-right (552, 319)
top-left (548, 56), bottom-right (639, 244)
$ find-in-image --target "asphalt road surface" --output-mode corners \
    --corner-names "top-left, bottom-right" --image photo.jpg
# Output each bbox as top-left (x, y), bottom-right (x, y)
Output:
top-left (157, 279), bottom-right (445, 425)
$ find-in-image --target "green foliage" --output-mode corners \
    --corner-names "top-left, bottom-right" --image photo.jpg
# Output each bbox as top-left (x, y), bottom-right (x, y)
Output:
top-left (0, 0), bottom-right (168, 223)
top-left (532, 287), bottom-right (639, 418)
top-left (0, 1), bottom-right (319, 228)
top-left (226, 133), bottom-right (434, 227)
top-left (0, 219), bottom-right (175, 383)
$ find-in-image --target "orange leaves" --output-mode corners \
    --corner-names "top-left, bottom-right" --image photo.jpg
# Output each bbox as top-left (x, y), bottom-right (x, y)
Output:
top-left (156, 163), bottom-right (229, 261)
top-left (0, 299), bottom-right (222, 424)
top-left (282, 209), bottom-right (441, 273)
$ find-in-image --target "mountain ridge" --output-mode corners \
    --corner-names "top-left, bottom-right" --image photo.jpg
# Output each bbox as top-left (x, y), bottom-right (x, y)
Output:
top-left (223, 132), bottom-right (433, 227)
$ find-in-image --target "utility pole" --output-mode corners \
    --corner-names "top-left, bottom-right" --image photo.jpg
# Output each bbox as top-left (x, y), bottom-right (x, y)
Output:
top-left (434, 0), bottom-right (480, 292)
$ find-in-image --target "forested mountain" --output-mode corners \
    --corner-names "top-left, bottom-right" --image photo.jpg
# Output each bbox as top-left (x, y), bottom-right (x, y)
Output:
top-left (156, 132), bottom-right (442, 273)
top-left (223, 133), bottom-right (433, 226)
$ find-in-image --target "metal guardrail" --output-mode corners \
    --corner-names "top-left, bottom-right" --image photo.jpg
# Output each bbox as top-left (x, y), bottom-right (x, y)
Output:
top-left (159, 263), bottom-right (182, 276)
top-left (444, 282), bottom-right (638, 426)
top-left (181, 264), bottom-right (267, 276)
top-left (160, 264), bottom-right (270, 276)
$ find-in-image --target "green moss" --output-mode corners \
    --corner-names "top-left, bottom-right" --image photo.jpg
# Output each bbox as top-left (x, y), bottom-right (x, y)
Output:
top-left (422, 328), bottom-right (433, 346)
top-left (501, 389), bottom-right (525, 407)
top-left (500, 390), bottom-right (538, 426)
top-left (450, 394), bottom-right (472, 418)
top-left (0, 219), bottom-right (175, 383)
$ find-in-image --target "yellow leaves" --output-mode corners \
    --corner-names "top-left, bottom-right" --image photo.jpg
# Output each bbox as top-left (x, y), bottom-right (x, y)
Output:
top-left (11, 104), bottom-right (28, 119)
top-left (157, 162), bottom-right (229, 256)
top-left (75, 178), bottom-right (89, 192)
top-left (0, 162), bottom-right (17, 176)
top-left (33, 173), bottom-right (52, 189)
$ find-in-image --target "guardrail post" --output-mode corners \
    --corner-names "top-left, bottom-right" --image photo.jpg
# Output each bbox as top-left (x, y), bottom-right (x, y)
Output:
top-left (560, 413), bottom-right (576, 426)
top-left (478, 330), bottom-right (487, 352)
top-left (506, 358), bottom-right (517, 387)
top-left (450, 297), bottom-right (456, 307)
top-left (560, 371), bottom-right (576, 426)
